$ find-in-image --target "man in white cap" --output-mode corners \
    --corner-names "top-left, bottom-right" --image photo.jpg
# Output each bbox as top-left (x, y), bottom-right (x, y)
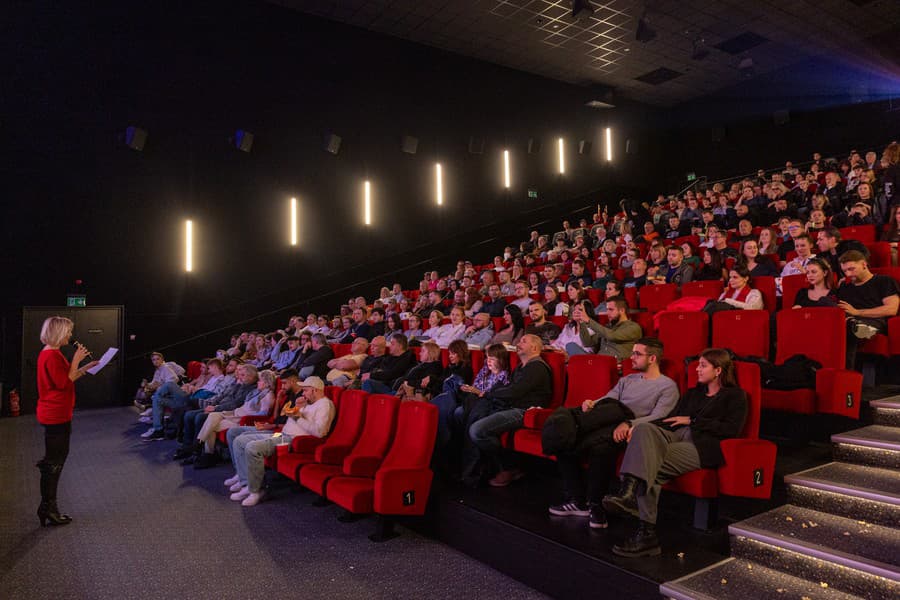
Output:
top-left (227, 374), bottom-right (335, 507)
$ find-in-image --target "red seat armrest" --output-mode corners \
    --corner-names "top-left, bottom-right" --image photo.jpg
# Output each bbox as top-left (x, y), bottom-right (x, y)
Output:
top-left (290, 435), bottom-right (325, 454)
top-left (522, 407), bottom-right (554, 430)
top-left (717, 438), bottom-right (777, 499)
top-left (815, 368), bottom-right (863, 419)
top-left (374, 468), bottom-right (434, 515)
top-left (238, 415), bottom-right (270, 426)
top-left (318, 443), bottom-right (353, 465)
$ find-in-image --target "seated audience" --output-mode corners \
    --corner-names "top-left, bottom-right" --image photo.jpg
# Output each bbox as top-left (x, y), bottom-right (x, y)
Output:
top-left (624, 259), bottom-right (649, 288)
top-left (490, 305), bottom-right (525, 346)
top-left (757, 227), bottom-right (780, 255)
top-left (463, 286), bottom-right (484, 318)
top-left (394, 341), bottom-right (444, 399)
top-left (481, 284), bottom-right (507, 317)
top-left (294, 333), bottom-right (334, 379)
top-left (816, 227), bottom-right (869, 277)
top-left (338, 308), bottom-right (374, 343)
top-left (714, 266), bottom-right (764, 310)
top-left (792, 258), bottom-right (838, 308)
top-left (577, 298), bottom-right (642, 360)
top-left (551, 300), bottom-right (596, 356)
top-left (780, 234), bottom-right (816, 277)
top-left (694, 248), bottom-right (727, 281)
top-left (525, 302), bottom-right (562, 346)
top-left (134, 352), bottom-right (183, 411)
top-left (403, 314), bottom-right (424, 340)
top-left (547, 337), bottom-right (679, 527)
top-left (360, 334), bottom-right (416, 394)
top-left (837, 251), bottom-right (900, 369)
top-left (510, 280), bottom-right (533, 312)
top-left (464, 312), bottom-right (495, 349)
top-left (421, 305), bottom-right (467, 347)
top-left (324, 337), bottom-right (369, 387)
top-left (736, 239), bottom-right (779, 277)
top-left (142, 358), bottom-right (230, 441)
top-left (383, 313), bottom-right (404, 341)
top-left (602, 349), bottom-right (747, 557)
top-left (658, 246), bottom-right (693, 286)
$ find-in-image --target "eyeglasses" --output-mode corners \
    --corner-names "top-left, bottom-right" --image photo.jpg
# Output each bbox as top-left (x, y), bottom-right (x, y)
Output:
top-left (631, 351), bottom-right (648, 357)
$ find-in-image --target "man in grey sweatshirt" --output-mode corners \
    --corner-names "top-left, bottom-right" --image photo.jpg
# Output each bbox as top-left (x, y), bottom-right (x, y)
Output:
top-left (547, 337), bottom-right (679, 530)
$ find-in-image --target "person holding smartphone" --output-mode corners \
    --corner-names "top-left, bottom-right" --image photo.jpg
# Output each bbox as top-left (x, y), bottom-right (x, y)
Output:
top-left (35, 316), bottom-right (98, 526)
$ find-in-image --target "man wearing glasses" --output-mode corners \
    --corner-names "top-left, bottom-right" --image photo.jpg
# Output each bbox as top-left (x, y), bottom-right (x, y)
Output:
top-left (546, 338), bottom-right (679, 530)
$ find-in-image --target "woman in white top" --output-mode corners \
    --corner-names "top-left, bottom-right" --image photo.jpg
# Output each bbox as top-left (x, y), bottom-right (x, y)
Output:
top-left (551, 300), bottom-right (595, 355)
top-left (425, 306), bottom-right (468, 347)
top-left (717, 265), bottom-right (764, 310)
top-left (196, 368), bottom-right (275, 455)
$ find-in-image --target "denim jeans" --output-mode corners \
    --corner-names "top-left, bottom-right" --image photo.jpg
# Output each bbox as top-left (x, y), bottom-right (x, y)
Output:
top-left (430, 375), bottom-right (465, 448)
top-left (361, 379), bottom-right (394, 395)
top-left (565, 342), bottom-right (589, 356)
top-left (467, 406), bottom-right (526, 475)
top-left (231, 431), bottom-right (292, 492)
top-left (151, 381), bottom-right (190, 431)
top-left (182, 409), bottom-right (209, 446)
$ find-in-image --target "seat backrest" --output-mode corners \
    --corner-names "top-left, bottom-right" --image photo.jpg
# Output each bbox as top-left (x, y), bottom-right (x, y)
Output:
top-left (540, 351), bottom-right (567, 408)
top-left (508, 350), bottom-right (520, 372)
top-left (781, 273), bottom-right (809, 308)
top-left (315, 389), bottom-right (367, 462)
top-left (872, 267), bottom-right (900, 286)
top-left (623, 286), bottom-right (638, 308)
top-left (839, 225), bottom-right (875, 244)
top-left (440, 348), bottom-right (450, 368)
top-left (751, 276), bottom-right (777, 314)
top-left (775, 307), bottom-right (846, 369)
top-left (491, 316), bottom-right (505, 332)
top-left (685, 360), bottom-right (761, 439)
top-left (379, 401), bottom-right (438, 471)
top-left (587, 288), bottom-right (603, 307)
top-left (324, 386), bottom-right (344, 411)
top-left (565, 354), bottom-right (619, 408)
top-left (680, 280), bottom-right (724, 300)
top-left (332, 343), bottom-right (353, 358)
top-left (658, 311), bottom-right (709, 363)
top-left (550, 315), bottom-right (568, 328)
top-left (344, 393), bottom-right (400, 465)
top-left (867, 242), bottom-right (892, 268)
top-left (186, 360), bottom-right (203, 380)
top-left (712, 310), bottom-right (770, 359)
top-left (469, 350), bottom-right (485, 380)
top-left (638, 283), bottom-right (679, 313)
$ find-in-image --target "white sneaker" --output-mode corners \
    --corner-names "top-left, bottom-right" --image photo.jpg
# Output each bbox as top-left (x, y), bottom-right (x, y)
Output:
top-left (230, 486), bottom-right (251, 501)
top-left (140, 408), bottom-right (153, 417)
top-left (140, 427), bottom-right (157, 439)
top-left (853, 323), bottom-right (879, 339)
top-left (138, 416), bottom-right (152, 424)
top-left (241, 490), bottom-right (265, 507)
top-left (224, 474), bottom-right (240, 487)
top-left (229, 482), bottom-right (245, 492)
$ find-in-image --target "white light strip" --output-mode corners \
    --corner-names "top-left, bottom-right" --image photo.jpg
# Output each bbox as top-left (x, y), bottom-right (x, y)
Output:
top-left (364, 180), bottom-right (371, 226)
top-left (185, 219), bottom-right (193, 272)
top-left (435, 163), bottom-right (443, 206)
top-left (605, 127), bottom-right (612, 162)
top-left (558, 137), bottom-right (565, 174)
top-left (290, 197), bottom-right (298, 246)
top-left (503, 150), bottom-right (510, 188)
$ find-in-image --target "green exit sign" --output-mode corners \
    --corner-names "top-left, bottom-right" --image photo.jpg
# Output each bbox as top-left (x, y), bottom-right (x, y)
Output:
top-left (527, 188), bottom-right (538, 199)
top-left (66, 295), bottom-right (87, 307)
top-left (686, 172), bottom-right (697, 182)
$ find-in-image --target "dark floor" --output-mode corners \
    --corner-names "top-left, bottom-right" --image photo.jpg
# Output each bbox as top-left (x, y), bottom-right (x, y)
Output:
top-left (0, 407), bottom-right (550, 600)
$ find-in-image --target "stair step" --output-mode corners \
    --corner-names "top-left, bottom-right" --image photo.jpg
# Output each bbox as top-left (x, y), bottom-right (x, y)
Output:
top-left (869, 397), bottom-right (900, 410)
top-left (785, 462), bottom-right (900, 528)
top-left (871, 398), bottom-right (900, 426)
top-left (729, 505), bottom-right (900, 587)
top-left (832, 425), bottom-right (900, 469)
top-left (660, 557), bottom-right (864, 600)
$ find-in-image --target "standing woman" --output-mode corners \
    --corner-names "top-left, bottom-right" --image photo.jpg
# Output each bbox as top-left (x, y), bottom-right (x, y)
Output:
top-left (36, 316), bottom-right (98, 526)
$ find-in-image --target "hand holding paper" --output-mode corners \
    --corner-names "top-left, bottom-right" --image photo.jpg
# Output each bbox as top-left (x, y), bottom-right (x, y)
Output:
top-left (86, 347), bottom-right (119, 375)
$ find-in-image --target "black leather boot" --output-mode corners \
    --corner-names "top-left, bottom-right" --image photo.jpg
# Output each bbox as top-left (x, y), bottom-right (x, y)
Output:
top-left (37, 462), bottom-right (72, 527)
top-left (613, 521), bottom-right (660, 557)
top-left (601, 474), bottom-right (640, 518)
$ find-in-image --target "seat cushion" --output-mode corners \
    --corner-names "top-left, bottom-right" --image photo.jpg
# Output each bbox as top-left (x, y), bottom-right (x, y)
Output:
top-left (298, 463), bottom-right (343, 495)
top-left (326, 476), bottom-right (375, 514)
top-left (663, 468), bottom-right (718, 498)
top-left (761, 388), bottom-right (816, 414)
top-left (275, 452), bottom-right (317, 482)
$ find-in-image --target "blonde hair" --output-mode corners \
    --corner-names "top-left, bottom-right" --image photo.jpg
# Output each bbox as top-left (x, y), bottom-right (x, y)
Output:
top-left (257, 369), bottom-right (276, 391)
top-left (40, 316), bottom-right (73, 347)
top-left (422, 341), bottom-right (441, 362)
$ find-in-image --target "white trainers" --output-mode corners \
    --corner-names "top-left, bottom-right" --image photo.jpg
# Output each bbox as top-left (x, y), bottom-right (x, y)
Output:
top-left (229, 482), bottom-right (245, 492)
top-left (224, 474), bottom-right (240, 487)
top-left (241, 490), bottom-right (265, 507)
top-left (138, 416), bottom-right (152, 424)
top-left (140, 427), bottom-right (156, 439)
top-left (230, 486), bottom-right (251, 501)
top-left (140, 408), bottom-right (153, 417)
top-left (853, 323), bottom-right (880, 339)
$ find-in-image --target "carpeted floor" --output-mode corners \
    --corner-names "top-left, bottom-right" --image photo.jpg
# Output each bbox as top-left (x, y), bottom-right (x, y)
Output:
top-left (0, 407), bottom-right (549, 600)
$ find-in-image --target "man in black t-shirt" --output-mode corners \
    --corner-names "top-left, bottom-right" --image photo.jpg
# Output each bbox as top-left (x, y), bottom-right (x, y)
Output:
top-left (837, 250), bottom-right (900, 369)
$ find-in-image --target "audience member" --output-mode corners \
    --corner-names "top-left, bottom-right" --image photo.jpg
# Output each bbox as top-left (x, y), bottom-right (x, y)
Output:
top-left (576, 298), bottom-right (642, 360)
top-left (837, 251), bottom-right (900, 369)
top-left (324, 337), bottom-right (369, 387)
top-left (525, 302), bottom-right (562, 346)
top-left (792, 258), bottom-right (838, 308)
top-left (490, 305), bottom-right (525, 345)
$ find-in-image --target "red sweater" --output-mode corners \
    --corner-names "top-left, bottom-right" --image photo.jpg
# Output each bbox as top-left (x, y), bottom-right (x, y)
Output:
top-left (37, 349), bottom-right (76, 425)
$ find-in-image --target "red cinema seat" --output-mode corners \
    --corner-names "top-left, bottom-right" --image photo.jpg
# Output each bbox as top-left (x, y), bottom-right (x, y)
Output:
top-left (858, 315), bottom-right (900, 359)
top-left (186, 361), bottom-right (204, 380)
top-left (657, 311), bottom-right (709, 388)
top-left (440, 348), bottom-right (449, 368)
top-left (666, 360), bottom-right (776, 528)
top-left (327, 401), bottom-right (438, 521)
top-left (630, 311), bottom-right (653, 337)
top-left (623, 286), bottom-right (638, 309)
top-left (469, 350), bottom-right (485, 380)
top-left (587, 288), bottom-right (603, 307)
top-left (751, 276), bottom-right (777, 314)
top-left (781, 274), bottom-right (809, 309)
top-left (712, 310), bottom-right (770, 359)
top-left (277, 390), bottom-right (369, 481)
top-left (839, 225), bottom-right (875, 244)
top-left (299, 394), bottom-right (399, 496)
top-left (680, 280), bottom-right (724, 300)
top-left (514, 354), bottom-right (619, 458)
top-left (332, 343), bottom-right (353, 358)
top-left (638, 283), bottom-right (679, 313)
top-left (623, 357), bottom-right (686, 395)
top-left (540, 350), bottom-right (567, 409)
top-left (491, 317), bottom-right (505, 333)
top-left (550, 316), bottom-right (569, 328)
top-left (866, 242), bottom-right (892, 268)
top-left (872, 267), bottom-right (900, 286)
top-left (761, 307), bottom-right (862, 418)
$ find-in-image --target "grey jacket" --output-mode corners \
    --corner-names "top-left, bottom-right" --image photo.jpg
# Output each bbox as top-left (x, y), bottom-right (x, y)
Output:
top-left (211, 382), bottom-right (257, 412)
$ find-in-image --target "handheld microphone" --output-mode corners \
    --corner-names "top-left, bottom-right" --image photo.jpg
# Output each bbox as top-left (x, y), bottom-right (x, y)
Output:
top-left (71, 339), bottom-right (93, 358)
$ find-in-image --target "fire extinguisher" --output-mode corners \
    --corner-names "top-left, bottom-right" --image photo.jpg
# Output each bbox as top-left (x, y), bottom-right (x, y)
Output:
top-left (9, 388), bottom-right (20, 417)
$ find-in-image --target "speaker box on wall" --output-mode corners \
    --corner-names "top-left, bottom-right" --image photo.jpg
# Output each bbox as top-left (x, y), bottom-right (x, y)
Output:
top-left (626, 139), bottom-right (637, 154)
top-left (234, 130), bottom-right (254, 153)
top-left (468, 137), bottom-right (485, 154)
top-left (125, 126), bottom-right (147, 151)
top-left (528, 138), bottom-right (542, 154)
top-left (401, 135), bottom-right (419, 154)
top-left (323, 133), bottom-right (342, 155)
top-left (578, 140), bottom-right (592, 155)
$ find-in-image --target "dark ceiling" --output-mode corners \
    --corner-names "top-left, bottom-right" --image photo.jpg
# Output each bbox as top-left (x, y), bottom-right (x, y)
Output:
top-left (269, 0), bottom-right (900, 106)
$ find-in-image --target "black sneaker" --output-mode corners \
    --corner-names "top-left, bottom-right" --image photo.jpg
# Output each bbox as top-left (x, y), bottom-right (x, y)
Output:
top-left (548, 500), bottom-right (590, 517)
top-left (589, 505), bottom-right (608, 529)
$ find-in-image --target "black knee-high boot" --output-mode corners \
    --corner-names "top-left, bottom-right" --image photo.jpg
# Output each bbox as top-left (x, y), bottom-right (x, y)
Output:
top-left (37, 461), bottom-right (72, 526)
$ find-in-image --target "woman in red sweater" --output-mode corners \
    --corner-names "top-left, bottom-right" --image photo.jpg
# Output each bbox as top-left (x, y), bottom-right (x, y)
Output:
top-left (36, 316), bottom-right (97, 526)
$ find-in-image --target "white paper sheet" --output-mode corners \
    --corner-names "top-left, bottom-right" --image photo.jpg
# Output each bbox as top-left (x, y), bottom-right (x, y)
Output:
top-left (86, 347), bottom-right (119, 375)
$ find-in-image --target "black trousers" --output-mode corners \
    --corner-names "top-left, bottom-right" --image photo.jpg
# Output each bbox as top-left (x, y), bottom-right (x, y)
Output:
top-left (556, 401), bottom-right (634, 505)
top-left (42, 421), bottom-right (72, 468)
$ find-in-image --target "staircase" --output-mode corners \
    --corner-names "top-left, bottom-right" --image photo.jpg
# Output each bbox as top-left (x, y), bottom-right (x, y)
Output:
top-left (660, 397), bottom-right (900, 600)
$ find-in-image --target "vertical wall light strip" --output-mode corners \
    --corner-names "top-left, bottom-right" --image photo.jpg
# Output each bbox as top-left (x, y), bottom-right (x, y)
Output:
top-left (605, 127), bottom-right (613, 162)
top-left (503, 150), bottom-right (511, 188)
top-left (558, 138), bottom-right (565, 174)
top-left (364, 180), bottom-right (371, 226)
top-left (185, 219), bottom-right (193, 272)
top-left (435, 163), bottom-right (443, 206)
top-left (290, 197), bottom-right (298, 246)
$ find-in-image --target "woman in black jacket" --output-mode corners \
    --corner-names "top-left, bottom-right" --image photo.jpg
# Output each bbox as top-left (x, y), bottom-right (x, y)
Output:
top-left (396, 340), bottom-right (444, 399)
top-left (602, 348), bottom-right (747, 558)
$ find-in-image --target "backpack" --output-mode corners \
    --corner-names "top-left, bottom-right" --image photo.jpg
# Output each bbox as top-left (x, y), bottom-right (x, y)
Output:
top-left (743, 354), bottom-right (822, 390)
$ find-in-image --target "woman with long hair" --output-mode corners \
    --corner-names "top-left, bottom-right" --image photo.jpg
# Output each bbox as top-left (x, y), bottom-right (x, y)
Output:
top-left (757, 227), bottom-right (780, 255)
top-left (792, 257), bottom-right (838, 308)
top-left (463, 286), bottom-right (484, 318)
top-left (551, 300), bottom-right (596, 355)
top-left (384, 313), bottom-right (405, 341)
top-left (715, 265), bottom-right (764, 310)
top-left (490, 304), bottom-right (525, 345)
top-left (736, 239), bottom-right (778, 277)
top-left (35, 316), bottom-right (99, 526)
top-left (603, 348), bottom-right (748, 557)
top-left (694, 248), bottom-right (727, 281)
